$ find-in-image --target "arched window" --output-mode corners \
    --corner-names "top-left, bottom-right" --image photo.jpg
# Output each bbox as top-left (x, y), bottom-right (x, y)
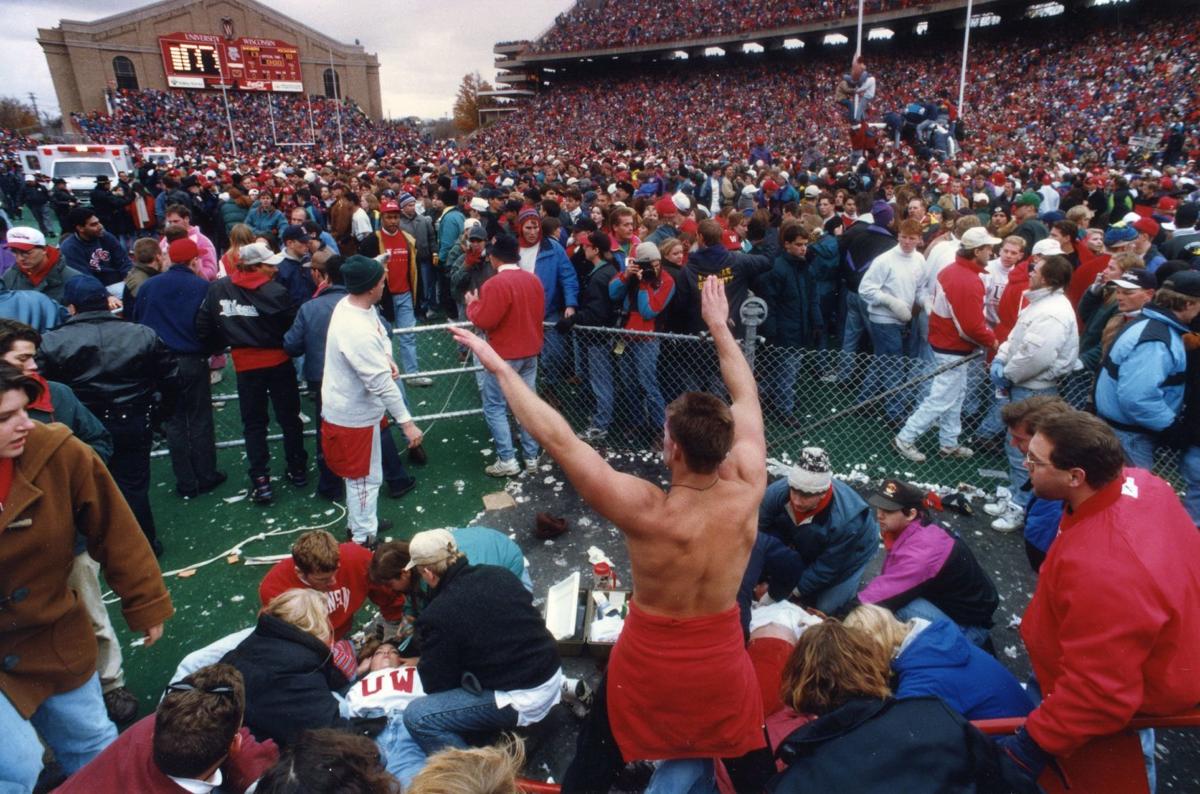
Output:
top-left (323, 68), bottom-right (341, 99)
top-left (112, 56), bottom-right (139, 90)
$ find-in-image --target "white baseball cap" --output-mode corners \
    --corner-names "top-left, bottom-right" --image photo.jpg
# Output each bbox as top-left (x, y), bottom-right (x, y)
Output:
top-left (6, 227), bottom-right (46, 251)
top-left (960, 227), bottom-right (1003, 249)
top-left (1031, 238), bottom-right (1065, 257)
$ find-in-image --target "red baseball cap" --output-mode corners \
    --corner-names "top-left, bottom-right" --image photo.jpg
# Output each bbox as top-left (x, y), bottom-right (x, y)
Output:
top-left (1132, 217), bottom-right (1160, 239)
top-left (380, 199), bottom-right (401, 213)
top-left (1157, 196), bottom-right (1179, 212)
top-left (168, 237), bottom-right (200, 263)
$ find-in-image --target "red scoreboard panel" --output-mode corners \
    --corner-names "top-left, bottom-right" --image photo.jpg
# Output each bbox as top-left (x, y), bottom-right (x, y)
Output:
top-left (158, 33), bottom-right (303, 92)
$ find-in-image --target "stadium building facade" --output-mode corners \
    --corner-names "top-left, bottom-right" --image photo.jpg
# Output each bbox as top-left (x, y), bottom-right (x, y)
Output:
top-left (37, 0), bottom-right (383, 120)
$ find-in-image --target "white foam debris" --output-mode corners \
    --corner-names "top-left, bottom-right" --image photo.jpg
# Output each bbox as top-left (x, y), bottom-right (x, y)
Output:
top-left (543, 476), bottom-right (556, 485)
top-left (1004, 645), bottom-right (1019, 659)
top-left (324, 508), bottom-right (336, 516)
top-left (481, 448), bottom-right (493, 456)
top-left (230, 594), bottom-right (245, 603)
top-left (222, 494), bottom-right (246, 504)
top-left (1007, 614), bottom-right (1022, 629)
top-left (577, 517), bottom-right (593, 528)
top-left (415, 505), bottom-right (425, 513)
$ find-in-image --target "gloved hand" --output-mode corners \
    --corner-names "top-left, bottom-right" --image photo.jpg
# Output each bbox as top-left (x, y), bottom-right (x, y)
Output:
top-left (994, 728), bottom-right (1049, 793)
top-left (989, 358), bottom-right (1012, 389)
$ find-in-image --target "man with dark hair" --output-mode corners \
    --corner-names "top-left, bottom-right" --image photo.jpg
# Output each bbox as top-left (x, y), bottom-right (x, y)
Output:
top-left (994, 396), bottom-right (1070, 569)
top-left (998, 410), bottom-right (1200, 790)
top-left (135, 237), bottom-right (225, 499)
top-left (196, 242), bottom-right (307, 504)
top-left (56, 664), bottom-right (278, 793)
top-left (757, 220), bottom-right (820, 423)
top-left (0, 364), bottom-right (172, 790)
top-left (160, 203), bottom-right (218, 281)
top-left (454, 277), bottom-right (773, 791)
top-left (674, 219), bottom-right (772, 338)
top-left (57, 207), bottom-right (132, 293)
top-left (40, 275), bottom-right (179, 555)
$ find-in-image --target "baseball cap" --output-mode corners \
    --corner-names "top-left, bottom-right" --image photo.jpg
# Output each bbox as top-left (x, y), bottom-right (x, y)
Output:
top-left (633, 241), bottom-right (660, 263)
top-left (1163, 270), bottom-right (1200, 299)
top-left (1030, 238), bottom-right (1064, 257)
top-left (1132, 217), bottom-right (1160, 239)
top-left (1157, 196), bottom-right (1179, 213)
top-left (1111, 269), bottom-right (1157, 290)
top-left (867, 479), bottom-right (928, 512)
top-left (804, 185), bottom-right (820, 198)
top-left (466, 223), bottom-right (487, 242)
top-left (1104, 224), bottom-right (1138, 248)
top-left (1015, 191), bottom-right (1042, 208)
top-left (961, 227), bottom-right (1003, 249)
top-left (404, 529), bottom-right (458, 570)
top-left (469, 196), bottom-right (489, 213)
top-left (654, 196), bottom-right (678, 218)
top-left (6, 227), bottom-right (46, 251)
top-left (168, 238), bottom-right (200, 264)
top-left (239, 242), bottom-right (283, 266)
top-left (62, 275), bottom-right (110, 310)
top-left (380, 199), bottom-right (401, 214)
top-left (281, 224), bottom-right (310, 244)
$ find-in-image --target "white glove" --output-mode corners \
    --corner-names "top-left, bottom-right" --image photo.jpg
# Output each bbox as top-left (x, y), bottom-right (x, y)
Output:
top-left (884, 295), bottom-right (912, 323)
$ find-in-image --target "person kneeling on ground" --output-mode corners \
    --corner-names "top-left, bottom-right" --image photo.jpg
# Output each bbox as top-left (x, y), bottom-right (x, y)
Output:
top-left (255, 728), bottom-right (399, 794)
top-left (56, 663), bottom-right (278, 794)
top-left (402, 529), bottom-right (563, 754)
top-left (755, 447), bottom-right (879, 614)
top-left (844, 604), bottom-right (1033, 720)
top-left (857, 479), bottom-right (1000, 649)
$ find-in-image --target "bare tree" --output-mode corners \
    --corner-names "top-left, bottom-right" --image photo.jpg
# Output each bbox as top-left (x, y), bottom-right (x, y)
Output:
top-left (452, 72), bottom-right (495, 134)
top-left (0, 97), bottom-right (38, 132)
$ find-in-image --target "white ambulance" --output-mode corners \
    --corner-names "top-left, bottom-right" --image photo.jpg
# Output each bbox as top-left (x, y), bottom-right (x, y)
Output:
top-left (16, 144), bottom-right (137, 206)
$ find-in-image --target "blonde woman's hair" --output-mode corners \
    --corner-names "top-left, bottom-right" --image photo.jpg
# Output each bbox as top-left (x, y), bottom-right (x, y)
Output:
top-left (227, 223), bottom-right (256, 251)
top-left (264, 588), bottom-right (332, 645)
top-left (844, 604), bottom-right (913, 659)
top-left (406, 736), bottom-right (525, 794)
top-left (780, 621), bottom-right (892, 715)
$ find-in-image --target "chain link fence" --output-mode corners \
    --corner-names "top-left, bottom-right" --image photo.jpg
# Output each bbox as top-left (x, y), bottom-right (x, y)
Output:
top-left (181, 318), bottom-right (1183, 489)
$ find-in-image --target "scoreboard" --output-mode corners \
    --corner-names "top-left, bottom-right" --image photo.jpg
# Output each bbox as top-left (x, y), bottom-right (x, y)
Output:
top-left (158, 32), bottom-right (303, 92)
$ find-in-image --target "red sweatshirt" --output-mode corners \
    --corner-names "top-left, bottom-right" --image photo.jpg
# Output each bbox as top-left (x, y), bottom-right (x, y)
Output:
top-left (1022, 469), bottom-right (1200, 756)
top-left (258, 542), bottom-right (405, 640)
top-left (1067, 240), bottom-right (1110, 308)
top-left (929, 254), bottom-right (996, 354)
top-left (995, 257), bottom-right (1032, 345)
top-left (466, 264), bottom-right (546, 360)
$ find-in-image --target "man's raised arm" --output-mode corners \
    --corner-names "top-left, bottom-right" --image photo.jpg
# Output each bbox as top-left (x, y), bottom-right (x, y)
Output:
top-left (700, 276), bottom-right (765, 467)
top-left (449, 327), bottom-right (660, 530)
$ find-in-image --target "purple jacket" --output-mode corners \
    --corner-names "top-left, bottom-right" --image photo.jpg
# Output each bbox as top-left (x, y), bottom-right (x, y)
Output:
top-left (860, 519), bottom-right (998, 629)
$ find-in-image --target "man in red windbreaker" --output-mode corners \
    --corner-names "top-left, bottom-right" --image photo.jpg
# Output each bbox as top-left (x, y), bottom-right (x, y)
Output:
top-left (894, 227), bottom-right (999, 463)
top-left (995, 411), bottom-right (1200, 789)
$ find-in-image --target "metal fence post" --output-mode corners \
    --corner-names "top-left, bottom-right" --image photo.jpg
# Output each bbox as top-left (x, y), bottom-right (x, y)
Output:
top-left (739, 296), bottom-right (768, 370)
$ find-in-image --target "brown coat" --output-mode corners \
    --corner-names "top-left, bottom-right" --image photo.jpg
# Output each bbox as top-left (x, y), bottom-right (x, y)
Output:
top-left (327, 197), bottom-right (357, 256)
top-left (0, 422), bottom-right (173, 717)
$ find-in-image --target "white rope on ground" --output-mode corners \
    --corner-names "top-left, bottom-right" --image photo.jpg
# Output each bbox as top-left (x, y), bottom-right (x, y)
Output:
top-left (101, 502), bottom-right (348, 604)
top-left (958, 0), bottom-right (974, 117)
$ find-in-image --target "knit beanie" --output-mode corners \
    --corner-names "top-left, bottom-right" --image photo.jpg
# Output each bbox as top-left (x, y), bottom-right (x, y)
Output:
top-left (341, 254), bottom-right (385, 294)
top-left (787, 447), bottom-right (832, 494)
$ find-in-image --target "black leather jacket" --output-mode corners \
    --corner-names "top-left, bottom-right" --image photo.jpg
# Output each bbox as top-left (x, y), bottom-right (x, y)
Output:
top-left (38, 310), bottom-right (178, 412)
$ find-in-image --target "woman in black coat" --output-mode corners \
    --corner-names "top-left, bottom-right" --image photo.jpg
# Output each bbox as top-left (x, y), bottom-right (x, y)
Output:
top-left (221, 588), bottom-right (350, 746)
top-left (768, 621), bottom-right (1032, 794)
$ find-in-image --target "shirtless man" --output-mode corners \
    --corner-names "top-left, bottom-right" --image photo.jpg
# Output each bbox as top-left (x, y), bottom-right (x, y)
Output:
top-left (451, 275), bottom-right (770, 791)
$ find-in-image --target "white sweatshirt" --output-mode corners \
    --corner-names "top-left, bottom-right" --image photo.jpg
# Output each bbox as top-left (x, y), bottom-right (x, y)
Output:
top-left (858, 244), bottom-right (927, 325)
top-left (321, 297), bottom-right (412, 427)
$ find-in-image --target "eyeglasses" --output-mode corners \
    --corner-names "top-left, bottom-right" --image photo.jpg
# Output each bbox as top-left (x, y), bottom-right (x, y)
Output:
top-left (163, 681), bottom-right (237, 698)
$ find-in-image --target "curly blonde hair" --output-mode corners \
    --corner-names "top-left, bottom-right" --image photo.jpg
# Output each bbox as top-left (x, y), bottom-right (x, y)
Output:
top-left (407, 736), bottom-right (525, 794)
top-left (263, 588), bottom-right (332, 646)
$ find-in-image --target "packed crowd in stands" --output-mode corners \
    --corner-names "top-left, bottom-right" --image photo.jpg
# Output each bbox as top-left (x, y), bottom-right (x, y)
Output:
top-left (528, 0), bottom-right (917, 52)
top-left (2, 3), bottom-right (1200, 793)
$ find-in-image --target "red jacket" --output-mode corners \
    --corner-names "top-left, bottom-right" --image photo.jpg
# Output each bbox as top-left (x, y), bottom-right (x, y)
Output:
top-left (1067, 241), bottom-right (1109, 308)
top-left (995, 257), bottom-right (1031, 345)
top-left (56, 715), bottom-right (277, 794)
top-left (1021, 469), bottom-right (1200, 756)
top-left (466, 264), bottom-right (546, 360)
top-left (258, 542), bottom-right (405, 640)
top-left (929, 254), bottom-right (996, 354)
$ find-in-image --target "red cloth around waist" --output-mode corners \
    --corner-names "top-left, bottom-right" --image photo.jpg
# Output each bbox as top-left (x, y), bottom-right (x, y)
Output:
top-left (607, 601), bottom-right (766, 761)
top-left (321, 421), bottom-right (375, 479)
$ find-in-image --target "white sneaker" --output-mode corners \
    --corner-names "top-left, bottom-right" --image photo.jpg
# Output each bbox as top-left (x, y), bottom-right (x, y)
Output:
top-left (484, 458), bottom-right (520, 477)
top-left (524, 457), bottom-right (540, 475)
top-left (408, 377), bottom-right (434, 387)
top-left (984, 498), bottom-right (1017, 517)
top-left (561, 677), bottom-right (594, 718)
top-left (939, 445), bottom-right (974, 459)
top-left (577, 426), bottom-right (608, 443)
top-left (893, 436), bottom-right (926, 463)
top-left (994, 486), bottom-right (1012, 502)
top-left (991, 505), bottom-right (1025, 533)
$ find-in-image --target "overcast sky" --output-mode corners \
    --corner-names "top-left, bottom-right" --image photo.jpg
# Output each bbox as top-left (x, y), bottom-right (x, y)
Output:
top-left (1, 0), bottom-right (573, 120)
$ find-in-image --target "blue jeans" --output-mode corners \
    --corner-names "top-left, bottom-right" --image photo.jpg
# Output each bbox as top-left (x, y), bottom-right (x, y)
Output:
top-left (1183, 446), bottom-right (1200, 527)
top-left (540, 316), bottom-right (570, 387)
top-left (377, 716), bottom-right (428, 789)
top-left (479, 355), bottom-right (539, 462)
top-left (402, 688), bottom-right (519, 754)
top-left (809, 559), bottom-right (872, 615)
top-left (391, 292), bottom-right (419, 375)
top-left (1112, 427), bottom-right (1157, 470)
top-left (839, 291), bottom-right (870, 378)
top-left (647, 759), bottom-right (718, 794)
top-left (895, 598), bottom-right (991, 648)
top-left (586, 341), bottom-right (615, 430)
top-left (762, 345), bottom-right (802, 415)
top-left (864, 321), bottom-right (908, 422)
top-left (0, 672), bottom-right (117, 790)
top-left (621, 339), bottom-right (665, 429)
top-left (418, 261), bottom-right (437, 316)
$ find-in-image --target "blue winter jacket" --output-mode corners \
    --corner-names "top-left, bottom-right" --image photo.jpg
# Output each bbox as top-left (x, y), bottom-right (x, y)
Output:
top-left (244, 205), bottom-right (288, 238)
top-left (1095, 305), bottom-right (1189, 433)
top-left (533, 237), bottom-right (579, 318)
top-left (283, 285), bottom-right (348, 383)
top-left (757, 478), bottom-right (879, 600)
top-left (0, 286), bottom-right (64, 332)
top-left (893, 618), bottom-right (1034, 719)
top-left (1023, 492), bottom-right (1064, 555)
top-left (437, 207), bottom-right (465, 264)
